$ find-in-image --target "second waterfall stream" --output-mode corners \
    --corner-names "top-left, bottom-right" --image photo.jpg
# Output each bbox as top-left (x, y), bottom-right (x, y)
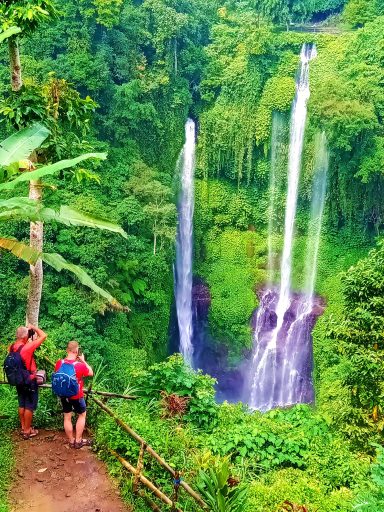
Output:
top-left (175, 119), bottom-right (196, 366)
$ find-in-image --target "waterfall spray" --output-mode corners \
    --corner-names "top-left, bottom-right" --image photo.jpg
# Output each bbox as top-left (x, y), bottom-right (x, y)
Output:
top-left (248, 44), bottom-right (317, 411)
top-left (303, 132), bottom-right (328, 298)
top-left (175, 119), bottom-right (196, 366)
top-left (267, 112), bottom-right (285, 284)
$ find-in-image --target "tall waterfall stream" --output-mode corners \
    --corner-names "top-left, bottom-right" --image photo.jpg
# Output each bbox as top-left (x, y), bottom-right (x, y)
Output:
top-left (175, 119), bottom-right (196, 366)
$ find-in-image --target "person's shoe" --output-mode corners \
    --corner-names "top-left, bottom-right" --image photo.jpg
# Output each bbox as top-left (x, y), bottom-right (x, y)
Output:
top-left (75, 439), bottom-right (93, 449)
top-left (69, 440), bottom-right (75, 448)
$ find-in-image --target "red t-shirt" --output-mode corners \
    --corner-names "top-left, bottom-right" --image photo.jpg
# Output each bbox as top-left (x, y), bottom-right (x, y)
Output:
top-left (54, 359), bottom-right (90, 399)
top-left (11, 339), bottom-right (43, 378)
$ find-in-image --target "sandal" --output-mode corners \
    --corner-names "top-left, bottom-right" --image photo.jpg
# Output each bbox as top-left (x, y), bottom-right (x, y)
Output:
top-left (69, 440), bottom-right (75, 448)
top-left (22, 429), bottom-right (39, 440)
top-left (75, 439), bottom-right (93, 449)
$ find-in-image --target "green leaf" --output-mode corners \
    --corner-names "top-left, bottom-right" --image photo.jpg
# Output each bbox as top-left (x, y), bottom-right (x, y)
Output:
top-left (0, 237), bottom-right (39, 265)
top-left (0, 152), bottom-right (107, 190)
top-left (0, 202), bottom-right (127, 238)
top-left (42, 252), bottom-right (129, 311)
top-left (40, 205), bottom-right (127, 237)
top-left (0, 197), bottom-right (35, 210)
top-left (0, 123), bottom-right (49, 167)
top-left (0, 27), bottom-right (22, 43)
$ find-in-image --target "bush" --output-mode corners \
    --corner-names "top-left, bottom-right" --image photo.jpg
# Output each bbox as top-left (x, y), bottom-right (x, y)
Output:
top-left (132, 354), bottom-right (218, 430)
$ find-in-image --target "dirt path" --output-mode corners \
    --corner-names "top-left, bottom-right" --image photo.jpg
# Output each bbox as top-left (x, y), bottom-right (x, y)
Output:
top-left (9, 430), bottom-right (132, 512)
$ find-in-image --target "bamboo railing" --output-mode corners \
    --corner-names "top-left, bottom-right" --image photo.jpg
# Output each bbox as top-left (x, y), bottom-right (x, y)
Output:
top-left (90, 396), bottom-right (208, 510)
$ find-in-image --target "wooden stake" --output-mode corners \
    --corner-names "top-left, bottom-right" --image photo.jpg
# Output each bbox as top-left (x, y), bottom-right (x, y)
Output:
top-left (134, 441), bottom-right (146, 494)
top-left (137, 490), bottom-right (162, 512)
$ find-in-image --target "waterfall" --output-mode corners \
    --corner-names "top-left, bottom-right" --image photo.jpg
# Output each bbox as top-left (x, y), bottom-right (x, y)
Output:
top-left (271, 43), bottom-right (317, 345)
top-left (175, 119), bottom-right (196, 366)
top-left (248, 44), bottom-right (318, 411)
top-left (267, 112), bottom-right (285, 284)
top-left (277, 132), bottom-right (328, 406)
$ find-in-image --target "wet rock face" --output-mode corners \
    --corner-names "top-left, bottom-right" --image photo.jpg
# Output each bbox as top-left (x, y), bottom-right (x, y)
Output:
top-left (192, 280), bottom-right (211, 317)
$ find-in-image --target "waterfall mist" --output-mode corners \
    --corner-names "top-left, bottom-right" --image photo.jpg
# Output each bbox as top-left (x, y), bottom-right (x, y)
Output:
top-left (267, 112), bottom-right (285, 284)
top-left (175, 119), bottom-right (196, 366)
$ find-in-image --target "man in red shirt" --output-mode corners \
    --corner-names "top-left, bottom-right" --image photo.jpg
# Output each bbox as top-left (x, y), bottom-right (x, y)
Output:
top-left (10, 324), bottom-right (47, 439)
top-left (54, 341), bottom-right (94, 449)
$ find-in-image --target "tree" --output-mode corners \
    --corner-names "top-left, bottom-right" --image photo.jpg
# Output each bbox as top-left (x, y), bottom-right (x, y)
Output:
top-left (0, 1), bottom-right (58, 91)
top-left (0, 124), bottom-right (128, 315)
top-left (1, 1), bottom-right (60, 324)
top-left (126, 164), bottom-right (176, 255)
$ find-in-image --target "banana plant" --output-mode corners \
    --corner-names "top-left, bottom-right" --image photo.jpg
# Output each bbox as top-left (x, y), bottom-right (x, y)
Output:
top-left (0, 124), bottom-right (129, 316)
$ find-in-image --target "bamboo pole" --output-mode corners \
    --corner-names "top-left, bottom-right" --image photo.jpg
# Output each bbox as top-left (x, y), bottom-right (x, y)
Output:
top-left (109, 449), bottom-right (182, 512)
top-left (0, 382), bottom-right (137, 400)
top-left (134, 441), bottom-right (146, 493)
top-left (137, 490), bottom-right (162, 512)
top-left (90, 396), bottom-right (207, 509)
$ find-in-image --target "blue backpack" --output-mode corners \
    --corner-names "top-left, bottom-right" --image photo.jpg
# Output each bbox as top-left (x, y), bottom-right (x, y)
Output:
top-left (51, 361), bottom-right (79, 398)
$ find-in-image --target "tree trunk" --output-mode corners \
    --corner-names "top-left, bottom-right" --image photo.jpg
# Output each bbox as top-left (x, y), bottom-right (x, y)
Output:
top-left (8, 38), bottom-right (22, 91)
top-left (26, 179), bottom-right (43, 325)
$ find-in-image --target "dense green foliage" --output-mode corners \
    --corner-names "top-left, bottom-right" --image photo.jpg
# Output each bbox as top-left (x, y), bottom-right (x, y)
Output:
top-left (0, 0), bottom-right (384, 511)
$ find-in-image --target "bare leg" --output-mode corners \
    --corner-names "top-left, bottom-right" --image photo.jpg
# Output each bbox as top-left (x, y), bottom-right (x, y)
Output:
top-left (18, 407), bottom-right (25, 431)
top-left (75, 412), bottom-right (86, 443)
top-left (63, 412), bottom-right (74, 443)
top-left (24, 409), bottom-right (34, 434)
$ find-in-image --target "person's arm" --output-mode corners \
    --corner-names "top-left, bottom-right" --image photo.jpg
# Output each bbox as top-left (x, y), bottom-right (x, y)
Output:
top-left (78, 353), bottom-right (93, 377)
top-left (27, 324), bottom-right (47, 350)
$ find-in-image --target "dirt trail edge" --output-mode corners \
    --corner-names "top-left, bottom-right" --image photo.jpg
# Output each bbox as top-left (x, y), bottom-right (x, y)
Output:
top-left (9, 429), bottom-right (131, 512)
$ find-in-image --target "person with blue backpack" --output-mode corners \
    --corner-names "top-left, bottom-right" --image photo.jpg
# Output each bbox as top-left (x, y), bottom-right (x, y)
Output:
top-left (52, 341), bottom-right (93, 449)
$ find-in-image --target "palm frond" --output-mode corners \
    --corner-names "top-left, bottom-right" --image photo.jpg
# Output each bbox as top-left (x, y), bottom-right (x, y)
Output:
top-left (0, 123), bottom-right (49, 167)
top-left (0, 152), bottom-right (107, 190)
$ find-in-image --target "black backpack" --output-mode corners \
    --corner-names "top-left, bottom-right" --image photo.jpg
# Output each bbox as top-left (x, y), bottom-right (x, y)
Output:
top-left (3, 345), bottom-right (32, 388)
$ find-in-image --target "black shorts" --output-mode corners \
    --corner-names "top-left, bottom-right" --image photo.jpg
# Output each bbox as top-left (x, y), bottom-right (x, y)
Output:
top-left (60, 397), bottom-right (87, 414)
top-left (16, 381), bottom-right (39, 412)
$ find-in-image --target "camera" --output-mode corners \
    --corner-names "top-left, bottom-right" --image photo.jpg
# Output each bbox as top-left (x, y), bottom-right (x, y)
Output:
top-left (28, 328), bottom-right (35, 339)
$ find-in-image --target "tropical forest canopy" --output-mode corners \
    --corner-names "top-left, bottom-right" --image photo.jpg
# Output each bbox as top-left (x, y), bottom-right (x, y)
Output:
top-left (0, 0), bottom-right (384, 511)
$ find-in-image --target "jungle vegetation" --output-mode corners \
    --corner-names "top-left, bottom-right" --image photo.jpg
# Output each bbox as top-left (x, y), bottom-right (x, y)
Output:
top-left (0, 0), bottom-right (384, 511)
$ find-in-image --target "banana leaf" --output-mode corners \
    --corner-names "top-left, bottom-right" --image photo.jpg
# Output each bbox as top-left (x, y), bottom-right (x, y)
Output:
top-left (0, 237), bottom-right (39, 265)
top-left (0, 237), bottom-right (128, 311)
top-left (0, 202), bottom-right (127, 238)
top-left (0, 152), bottom-right (107, 190)
top-left (0, 123), bottom-right (49, 167)
top-left (0, 27), bottom-right (21, 43)
top-left (42, 253), bottom-right (128, 311)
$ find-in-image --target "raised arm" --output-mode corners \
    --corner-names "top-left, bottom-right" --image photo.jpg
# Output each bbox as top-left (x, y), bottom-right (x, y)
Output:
top-left (78, 353), bottom-right (94, 377)
top-left (27, 323), bottom-right (47, 349)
